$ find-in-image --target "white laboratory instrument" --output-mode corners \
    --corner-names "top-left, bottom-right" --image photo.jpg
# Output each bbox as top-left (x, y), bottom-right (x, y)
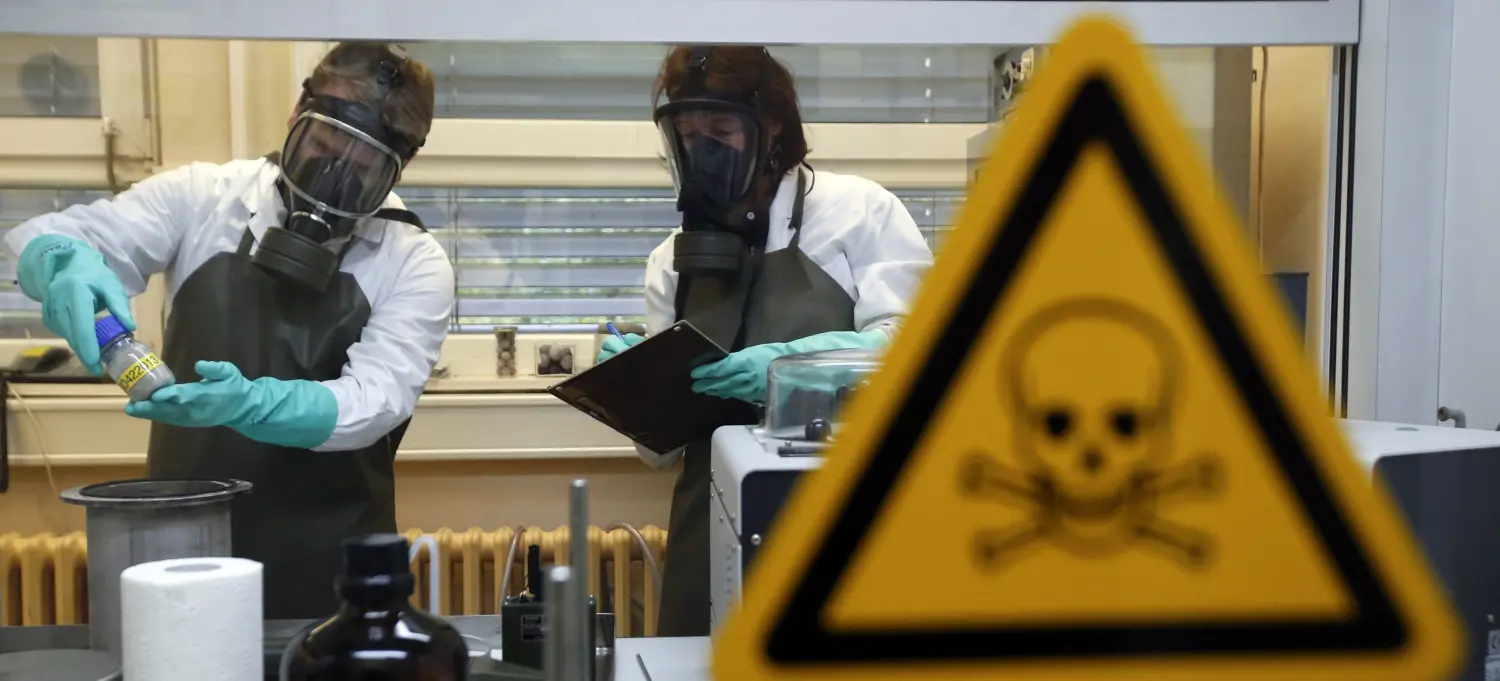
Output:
top-left (710, 408), bottom-right (1500, 632)
top-left (707, 348), bottom-right (877, 629)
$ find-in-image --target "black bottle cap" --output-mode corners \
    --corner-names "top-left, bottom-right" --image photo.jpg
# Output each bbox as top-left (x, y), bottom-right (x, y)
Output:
top-left (337, 533), bottom-right (415, 596)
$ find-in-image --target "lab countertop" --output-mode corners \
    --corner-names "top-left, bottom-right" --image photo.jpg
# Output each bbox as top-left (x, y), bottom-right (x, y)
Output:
top-left (1, 620), bottom-right (707, 681)
top-left (1, 616), bottom-right (511, 680)
top-left (1, 616), bottom-right (504, 656)
top-left (617, 637), bottom-right (711, 681)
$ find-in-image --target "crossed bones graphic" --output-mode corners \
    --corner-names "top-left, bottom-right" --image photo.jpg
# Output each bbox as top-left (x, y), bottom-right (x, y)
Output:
top-left (958, 299), bottom-right (1224, 569)
top-left (959, 451), bottom-right (1221, 568)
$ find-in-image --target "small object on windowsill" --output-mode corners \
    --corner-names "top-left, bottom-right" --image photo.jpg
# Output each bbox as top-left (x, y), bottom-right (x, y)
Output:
top-left (495, 326), bottom-right (518, 377)
top-left (536, 343), bottom-right (575, 376)
top-left (428, 364), bottom-right (451, 380)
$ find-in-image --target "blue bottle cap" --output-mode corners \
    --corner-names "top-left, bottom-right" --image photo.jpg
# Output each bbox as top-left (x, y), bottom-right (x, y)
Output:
top-left (94, 314), bottom-right (128, 349)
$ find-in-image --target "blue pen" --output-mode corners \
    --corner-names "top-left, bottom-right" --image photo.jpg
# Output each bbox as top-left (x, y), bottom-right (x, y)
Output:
top-left (605, 322), bottom-right (627, 342)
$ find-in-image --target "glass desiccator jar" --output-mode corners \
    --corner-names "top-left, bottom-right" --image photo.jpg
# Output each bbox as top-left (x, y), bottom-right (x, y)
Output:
top-left (95, 314), bottom-right (175, 401)
top-left (764, 347), bottom-right (881, 442)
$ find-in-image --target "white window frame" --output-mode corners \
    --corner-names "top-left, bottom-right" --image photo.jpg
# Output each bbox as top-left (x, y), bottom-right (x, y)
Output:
top-left (0, 38), bottom-right (155, 187)
top-left (0, 0), bottom-right (1359, 46)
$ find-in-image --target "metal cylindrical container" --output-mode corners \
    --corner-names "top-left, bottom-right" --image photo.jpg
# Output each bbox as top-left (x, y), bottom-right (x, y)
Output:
top-left (59, 478), bottom-right (252, 657)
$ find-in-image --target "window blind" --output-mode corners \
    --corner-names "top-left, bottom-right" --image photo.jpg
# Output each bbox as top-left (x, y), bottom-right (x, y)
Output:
top-left (403, 43), bottom-right (998, 123)
top-left (404, 186), bottom-right (963, 332)
top-left (0, 186), bottom-right (960, 337)
top-left (0, 189), bottom-right (111, 338)
top-left (0, 37), bottom-right (101, 117)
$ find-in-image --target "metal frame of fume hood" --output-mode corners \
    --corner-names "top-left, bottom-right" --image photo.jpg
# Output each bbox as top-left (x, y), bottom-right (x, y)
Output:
top-left (0, 0), bottom-right (1358, 45)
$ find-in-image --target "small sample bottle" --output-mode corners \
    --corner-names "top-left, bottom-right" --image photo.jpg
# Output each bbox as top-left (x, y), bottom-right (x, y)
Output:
top-left (280, 534), bottom-right (469, 681)
top-left (95, 314), bottom-right (175, 402)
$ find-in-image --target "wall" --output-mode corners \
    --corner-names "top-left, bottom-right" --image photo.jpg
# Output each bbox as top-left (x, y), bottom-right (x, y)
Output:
top-left (0, 39), bottom-right (1282, 536)
top-left (0, 383), bottom-right (679, 535)
top-left (1434, 0), bottom-right (1500, 429)
top-left (1344, 0), bottom-right (1457, 423)
top-left (1250, 47), bottom-right (1333, 361)
top-left (3, 459), bottom-right (677, 536)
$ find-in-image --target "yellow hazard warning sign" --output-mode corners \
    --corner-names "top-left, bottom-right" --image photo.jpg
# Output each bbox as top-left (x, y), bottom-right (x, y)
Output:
top-left (712, 15), bottom-right (1462, 681)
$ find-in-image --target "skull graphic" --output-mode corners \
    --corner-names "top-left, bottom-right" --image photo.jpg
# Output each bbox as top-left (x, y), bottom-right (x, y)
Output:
top-left (1005, 299), bottom-right (1178, 516)
top-left (958, 298), bottom-right (1221, 568)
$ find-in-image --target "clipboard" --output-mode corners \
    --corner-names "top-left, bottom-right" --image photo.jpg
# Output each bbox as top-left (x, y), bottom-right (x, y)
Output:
top-left (547, 321), bottom-right (762, 455)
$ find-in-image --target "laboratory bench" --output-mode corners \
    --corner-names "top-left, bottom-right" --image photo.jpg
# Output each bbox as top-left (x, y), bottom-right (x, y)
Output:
top-left (2, 616), bottom-right (709, 681)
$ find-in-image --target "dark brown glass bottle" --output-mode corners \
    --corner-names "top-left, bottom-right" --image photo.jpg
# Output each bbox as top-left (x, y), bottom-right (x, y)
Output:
top-left (280, 534), bottom-right (469, 681)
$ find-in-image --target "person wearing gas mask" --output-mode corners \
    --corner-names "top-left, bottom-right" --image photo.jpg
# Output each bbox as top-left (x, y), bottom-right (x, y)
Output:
top-left (4, 42), bottom-right (454, 619)
top-left (596, 46), bottom-right (934, 635)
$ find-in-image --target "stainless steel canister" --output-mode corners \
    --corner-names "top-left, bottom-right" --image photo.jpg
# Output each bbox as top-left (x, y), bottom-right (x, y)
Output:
top-left (60, 478), bottom-right (252, 657)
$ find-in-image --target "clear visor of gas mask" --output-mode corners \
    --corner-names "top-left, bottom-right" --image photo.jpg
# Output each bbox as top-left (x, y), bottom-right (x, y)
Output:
top-left (280, 112), bottom-right (403, 219)
top-left (656, 105), bottom-right (762, 205)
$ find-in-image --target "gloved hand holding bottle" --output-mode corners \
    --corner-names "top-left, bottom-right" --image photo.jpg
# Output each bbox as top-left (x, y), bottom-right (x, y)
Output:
top-left (596, 332), bottom-right (644, 364)
top-left (16, 234), bottom-right (136, 374)
top-left (690, 328), bottom-right (889, 403)
top-left (125, 360), bottom-right (339, 450)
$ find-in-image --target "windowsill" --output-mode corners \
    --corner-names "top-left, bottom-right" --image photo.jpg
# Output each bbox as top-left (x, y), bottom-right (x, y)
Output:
top-left (4, 381), bottom-right (635, 466)
top-left (1, 376), bottom-right (567, 399)
top-left (424, 376), bottom-right (563, 393)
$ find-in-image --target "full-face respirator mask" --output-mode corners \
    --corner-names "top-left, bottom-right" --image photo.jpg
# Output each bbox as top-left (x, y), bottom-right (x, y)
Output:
top-left (653, 47), bottom-right (776, 276)
top-left (257, 59), bottom-right (423, 292)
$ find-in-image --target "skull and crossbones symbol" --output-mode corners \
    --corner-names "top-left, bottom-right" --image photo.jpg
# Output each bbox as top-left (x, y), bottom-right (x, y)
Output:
top-left (958, 298), bottom-right (1222, 570)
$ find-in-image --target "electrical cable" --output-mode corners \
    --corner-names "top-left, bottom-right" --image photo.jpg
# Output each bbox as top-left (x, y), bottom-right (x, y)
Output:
top-left (8, 379), bottom-right (58, 499)
top-left (497, 524), bottom-right (527, 601)
top-left (496, 523), bottom-right (662, 613)
top-left (606, 522), bottom-right (662, 597)
top-left (408, 533), bottom-right (442, 615)
top-left (9, 329), bottom-right (59, 499)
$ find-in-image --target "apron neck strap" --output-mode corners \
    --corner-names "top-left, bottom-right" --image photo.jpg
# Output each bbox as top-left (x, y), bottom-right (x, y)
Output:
top-left (787, 168), bottom-right (808, 249)
top-left (236, 226), bottom-right (256, 256)
top-left (336, 233), bottom-right (359, 260)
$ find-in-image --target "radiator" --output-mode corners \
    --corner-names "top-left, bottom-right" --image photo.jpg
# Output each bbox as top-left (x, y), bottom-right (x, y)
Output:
top-left (1, 525), bottom-right (668, 637)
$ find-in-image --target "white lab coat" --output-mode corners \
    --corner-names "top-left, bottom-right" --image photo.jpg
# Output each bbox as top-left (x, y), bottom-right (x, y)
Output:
top-left (4, 159), bottom-right (456, 452)
top-left (635, 168), bottom-right (935, 468)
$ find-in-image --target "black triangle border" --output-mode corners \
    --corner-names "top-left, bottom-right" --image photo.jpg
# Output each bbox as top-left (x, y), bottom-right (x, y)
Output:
top-left (763, 75), bottom-right (1405, 664)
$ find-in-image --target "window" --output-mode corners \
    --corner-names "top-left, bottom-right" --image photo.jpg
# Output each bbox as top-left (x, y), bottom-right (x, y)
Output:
top-left (0, 185), bottom-right (963, 337)
top-left (393, 42), bottom-right (991, 332)
top-left (404, 43), bottom-right (999, 123)
top-left (0, 189), bottom-right (112, 338)
top-left (0, 37), bottom-right (102, 117)
top-left (403, 186), bottom-right (964, 332)
top-left (0, 38), bottom-right (112, 338)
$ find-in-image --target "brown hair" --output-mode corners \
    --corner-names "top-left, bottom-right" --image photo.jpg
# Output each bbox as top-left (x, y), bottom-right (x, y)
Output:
top-left (308, 42), bottom-right (436, 158)
top-left (652, 46), bottom-right (810, 174)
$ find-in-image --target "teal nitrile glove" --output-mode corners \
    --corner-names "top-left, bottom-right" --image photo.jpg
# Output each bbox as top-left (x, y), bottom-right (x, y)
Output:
top-left (125, 360), bottom-right (339, 449)
top-left (17, 234), bottom-right (136, 374)
top-left (690, 329), bottom-right (888, 402)
top-left (597, 333), bottom-right (644, 364)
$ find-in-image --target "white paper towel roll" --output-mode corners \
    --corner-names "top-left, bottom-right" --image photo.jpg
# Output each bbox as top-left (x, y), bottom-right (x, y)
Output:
top-left (121, 557), bottom-right (264, 681)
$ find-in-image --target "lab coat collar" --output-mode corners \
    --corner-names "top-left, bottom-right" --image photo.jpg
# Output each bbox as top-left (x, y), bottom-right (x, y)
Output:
top-left (238, 159), bottom-right (392, 247)
top-left (766, 168), bottom-right (802, 234)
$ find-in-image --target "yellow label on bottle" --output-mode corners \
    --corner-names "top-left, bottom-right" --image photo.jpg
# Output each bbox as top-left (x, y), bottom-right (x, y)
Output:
top-left (117, 353), bottom-right (164, 392)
